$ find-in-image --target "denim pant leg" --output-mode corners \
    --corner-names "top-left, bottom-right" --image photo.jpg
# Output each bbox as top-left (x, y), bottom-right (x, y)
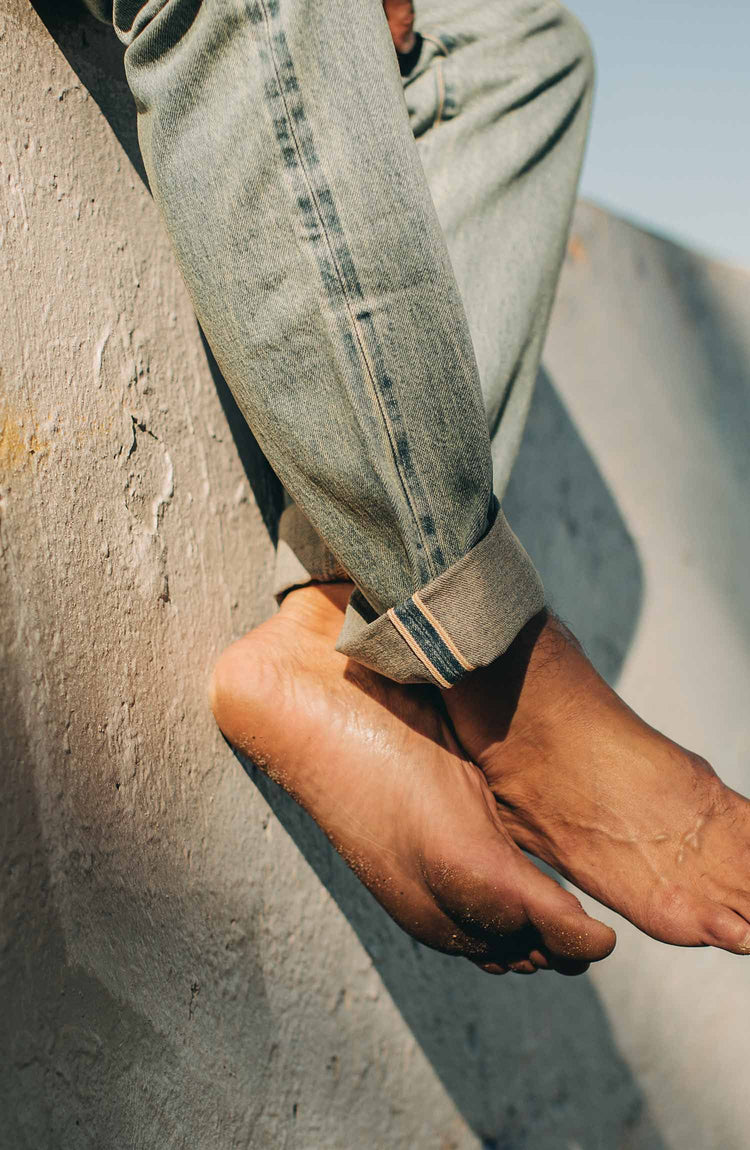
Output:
top-left (413, 0), bottom-right (594, 501)
top-left (96, 0), bottom-right (589, 687)
top-left (276, 0), bottom-right (595, 681)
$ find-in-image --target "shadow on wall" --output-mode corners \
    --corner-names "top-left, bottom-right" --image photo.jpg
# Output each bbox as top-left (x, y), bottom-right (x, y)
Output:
top-left (504, 368), bottom-right (643, 686)
top-left (241, 739), bottom-right (665, 1150)
top-left (1, 661), bottom-right (277, 1150)
top-left (34, 6), bottom-right (658, 1148)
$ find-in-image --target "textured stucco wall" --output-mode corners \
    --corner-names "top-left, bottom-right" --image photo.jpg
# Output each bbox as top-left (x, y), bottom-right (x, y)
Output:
top-left (3, 3), bottom-right (750, 1149)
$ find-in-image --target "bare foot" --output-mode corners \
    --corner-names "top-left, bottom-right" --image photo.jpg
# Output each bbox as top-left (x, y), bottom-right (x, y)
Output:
top-left (209, 585), bottom-right (616, 976)
top-left (445, 609), bottom-right (750, 955)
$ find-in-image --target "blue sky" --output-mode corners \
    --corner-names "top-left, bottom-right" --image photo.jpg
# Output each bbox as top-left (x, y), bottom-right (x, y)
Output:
top-left (570, 0), bottom-right (750, 269)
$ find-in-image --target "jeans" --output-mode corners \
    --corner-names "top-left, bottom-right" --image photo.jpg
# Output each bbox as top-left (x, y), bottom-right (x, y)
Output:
top-left (83, 0), bottom-right (593, 687)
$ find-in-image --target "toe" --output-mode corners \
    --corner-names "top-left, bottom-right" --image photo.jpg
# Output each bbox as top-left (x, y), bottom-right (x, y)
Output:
top-left (702, 905), bottom-right (750, 955)
top-left (508, 959), bottom-right (537, 975)
top-left (727, 891), bottom-right (750, 923)
top-left (472, 960), bottom-right (509, 976)
top-left (530, 944), bottom-right (590, 976)
top-left (427, 835), bottom-right (617, 970)
top-left (547, 954), bottom-right (591, 977)
top-left (527, 879), bottom-right (617, 964)
top-left (648, 884), bottom-right (750, 952)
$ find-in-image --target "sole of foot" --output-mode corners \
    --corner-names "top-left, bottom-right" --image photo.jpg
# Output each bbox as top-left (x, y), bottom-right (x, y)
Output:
top-left (445, 609), bottom-right (750, 956)
top-left (209, 585), bottom-right (616, 976)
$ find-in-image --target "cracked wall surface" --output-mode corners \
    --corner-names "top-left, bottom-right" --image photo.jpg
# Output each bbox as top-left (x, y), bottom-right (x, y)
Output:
top-left (3, 3), bottom-right (750, 1149)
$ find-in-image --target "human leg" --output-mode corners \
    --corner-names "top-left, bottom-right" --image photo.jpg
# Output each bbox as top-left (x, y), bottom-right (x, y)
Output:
top-left (261, 0), bottom-right (750, 959)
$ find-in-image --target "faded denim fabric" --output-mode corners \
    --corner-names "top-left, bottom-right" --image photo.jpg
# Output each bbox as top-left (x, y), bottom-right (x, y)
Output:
top-left (83, 0), bottom-right (593, 687)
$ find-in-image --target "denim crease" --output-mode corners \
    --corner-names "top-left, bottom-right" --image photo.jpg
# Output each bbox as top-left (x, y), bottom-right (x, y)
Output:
top-left (81, 0), bottom-right (594, 687)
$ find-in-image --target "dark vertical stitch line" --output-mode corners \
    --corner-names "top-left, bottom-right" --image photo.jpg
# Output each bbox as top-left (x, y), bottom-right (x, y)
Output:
top-left (255, 0), bottom-right (444, 582)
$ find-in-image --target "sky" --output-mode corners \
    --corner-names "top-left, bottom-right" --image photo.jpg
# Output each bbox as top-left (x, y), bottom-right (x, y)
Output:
top-left (569, 0), bottom-right (750, 269)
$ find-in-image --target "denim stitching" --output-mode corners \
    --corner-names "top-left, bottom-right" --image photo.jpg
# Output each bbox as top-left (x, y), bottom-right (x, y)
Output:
top-left (389, 599), bottom-right (469, 687)
top-left (386, 607), bottom-right (452, 688)
top-left (419, 31), bottom-right (449, 55)
top-left (252, 0), bottom-right (446, 582)
top-left (420, 30), bottom-right (461, 125)
top-left (435, 58), bottom-right (446, 125)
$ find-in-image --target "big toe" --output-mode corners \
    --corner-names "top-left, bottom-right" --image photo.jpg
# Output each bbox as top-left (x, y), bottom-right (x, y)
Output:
top-left (528, 876), bottom-right (617, 964)
top-left (433, 842), bottom-right (617, 972)
top-left (702, 903), bottom-right (750, 955)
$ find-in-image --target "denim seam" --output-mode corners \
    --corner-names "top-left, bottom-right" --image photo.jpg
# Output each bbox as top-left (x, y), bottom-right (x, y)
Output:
top-left (388, 596), bottom-right (473, 688)
top-left (435, 58), bottom-right (446, 124)
top-left (254, 0), bottom-right (445, 585)
top-left (412, 591), bottom-right (474, 670)
top-left (387, 606), bottom-right (451, 688)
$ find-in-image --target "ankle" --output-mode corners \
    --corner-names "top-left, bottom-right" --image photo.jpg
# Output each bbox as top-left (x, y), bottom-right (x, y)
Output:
top-left (442, 607), bottom-right (591, 755)
top-left (442, 607), bottom-right (549, 710)
top-left (277, 580), bottom-right (354, 633)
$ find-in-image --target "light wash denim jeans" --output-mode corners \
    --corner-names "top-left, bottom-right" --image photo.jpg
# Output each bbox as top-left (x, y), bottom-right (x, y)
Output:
top-left (83, 0), bottom-right (593, 688)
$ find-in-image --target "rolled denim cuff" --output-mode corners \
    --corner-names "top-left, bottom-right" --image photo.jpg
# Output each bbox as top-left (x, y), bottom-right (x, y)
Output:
top-left (336, 503), bottom-right (545, 688)
top-left (273, 499), bottom-right (544, 688)
top-left (273, 503), bottom-right (350, 602)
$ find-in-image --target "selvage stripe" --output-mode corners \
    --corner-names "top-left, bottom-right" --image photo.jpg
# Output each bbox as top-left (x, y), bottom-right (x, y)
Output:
top-left (387, 608), bottom-right (452, 688)
top-left (389, 599), bottom-right (468, 687)
top-left (411, 592), bottom-right (475, 672)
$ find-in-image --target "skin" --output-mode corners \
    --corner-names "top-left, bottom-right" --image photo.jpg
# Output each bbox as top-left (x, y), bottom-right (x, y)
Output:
top-left (444, 608), bottom-right (750, 956)
top-left (209, 583), bottom-right (617, 977)
top-left (382, 0), bottom-right (417, 55)
top-left (211, 582), bottom-right (750, 964)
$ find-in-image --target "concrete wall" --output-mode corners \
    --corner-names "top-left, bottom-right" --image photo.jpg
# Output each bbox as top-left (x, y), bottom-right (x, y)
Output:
top-left (2, 3), bottom-right (749, 1147)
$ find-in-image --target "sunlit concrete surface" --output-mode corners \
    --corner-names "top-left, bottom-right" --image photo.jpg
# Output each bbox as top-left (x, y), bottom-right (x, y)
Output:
top-left (2, 3), bottom-right (749, 1148)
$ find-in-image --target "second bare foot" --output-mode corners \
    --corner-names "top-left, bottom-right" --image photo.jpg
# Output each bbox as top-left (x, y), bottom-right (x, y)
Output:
top-left (446, 609), bottom-right (750, 956)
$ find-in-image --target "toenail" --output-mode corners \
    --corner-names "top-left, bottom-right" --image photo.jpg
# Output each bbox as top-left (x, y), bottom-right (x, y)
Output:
top-left (738, 933), bottom-right (750, 953)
